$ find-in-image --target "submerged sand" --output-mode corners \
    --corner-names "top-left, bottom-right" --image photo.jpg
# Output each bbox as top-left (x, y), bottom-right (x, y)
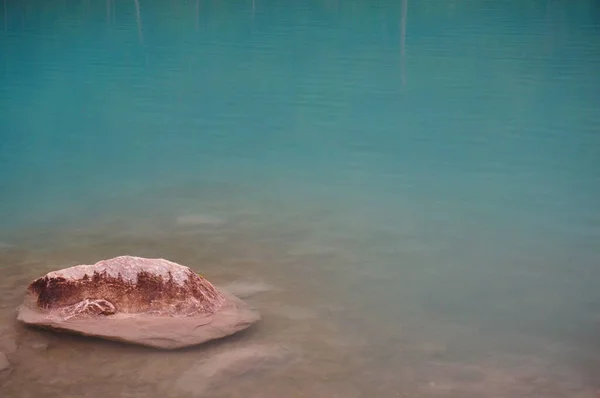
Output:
top-left (0, 217), bottom-right (598, 398)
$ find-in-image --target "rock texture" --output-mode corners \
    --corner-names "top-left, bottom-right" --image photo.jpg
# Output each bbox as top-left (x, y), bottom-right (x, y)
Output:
top-left (17, 256), bottom-right (260, 349)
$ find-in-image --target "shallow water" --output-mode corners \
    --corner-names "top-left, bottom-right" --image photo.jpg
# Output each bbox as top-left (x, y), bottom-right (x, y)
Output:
top-left (1, 0), bottom-right (600, 396)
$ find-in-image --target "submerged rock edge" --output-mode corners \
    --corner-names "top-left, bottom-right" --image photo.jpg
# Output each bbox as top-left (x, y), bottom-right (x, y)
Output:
top-left (15, 256), bottom-right (261, 349)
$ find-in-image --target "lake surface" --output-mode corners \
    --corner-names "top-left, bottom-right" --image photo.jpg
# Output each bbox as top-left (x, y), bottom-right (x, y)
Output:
top-left (1, 0), bottom-right (600, 396)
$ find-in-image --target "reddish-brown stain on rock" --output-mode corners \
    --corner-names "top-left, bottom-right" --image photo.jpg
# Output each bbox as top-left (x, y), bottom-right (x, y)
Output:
top-left (26, 256), bottom-right (225, 318)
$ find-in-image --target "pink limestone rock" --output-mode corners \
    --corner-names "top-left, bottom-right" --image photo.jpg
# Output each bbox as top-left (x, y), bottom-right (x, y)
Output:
top-left (16, 256), bottom-right (260, 349)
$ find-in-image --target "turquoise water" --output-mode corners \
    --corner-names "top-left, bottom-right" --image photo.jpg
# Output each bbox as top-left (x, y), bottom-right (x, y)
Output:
top-left (1, 0), bottom-right (600, 396)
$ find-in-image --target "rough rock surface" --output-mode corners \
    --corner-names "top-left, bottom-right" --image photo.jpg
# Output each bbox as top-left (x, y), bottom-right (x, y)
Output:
top-left (16, 256), bottom-right (260, 349)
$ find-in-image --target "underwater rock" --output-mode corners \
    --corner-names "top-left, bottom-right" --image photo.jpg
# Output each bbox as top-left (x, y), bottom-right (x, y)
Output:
top-left (266, 304), bottom-right (317, 320)
top-left (0, 352), bottom-right (9, 373)
top-left (16, 256), bottom-right (260, 349)
top-left (0, 328), bottom-right (17, 354)
top-left (220, 280), bottom-right (275, 299)
top-left (176, 214), bottom-right (225, 227)
top-left (31, 341), bottom-right (48, 351)
top-left (174, 344), bottom-right (295, 395)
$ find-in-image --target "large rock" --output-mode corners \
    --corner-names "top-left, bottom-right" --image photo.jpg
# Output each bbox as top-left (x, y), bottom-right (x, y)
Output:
top-left (16, 256), bottom-right (260, 349)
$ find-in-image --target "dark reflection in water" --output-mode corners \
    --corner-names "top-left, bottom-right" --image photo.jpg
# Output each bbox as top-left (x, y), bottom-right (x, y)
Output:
top-left (401, 0), bottom-right (407, 85)
top-left (1, 0), bottom-right (600, 397)
top-left (133, 0), bottom-right (143, 43)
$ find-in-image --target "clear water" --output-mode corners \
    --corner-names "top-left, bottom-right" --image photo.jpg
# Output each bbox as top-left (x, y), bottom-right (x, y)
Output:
top-left (1, 0), bottom-right (600, 396)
